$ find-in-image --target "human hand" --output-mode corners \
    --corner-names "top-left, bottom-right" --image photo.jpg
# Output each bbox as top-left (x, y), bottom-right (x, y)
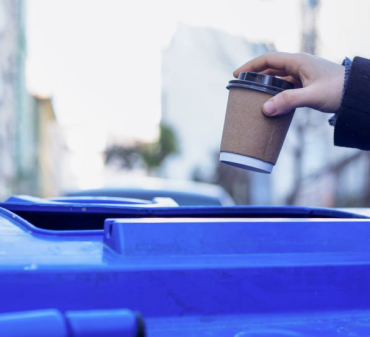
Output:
top-left (234, 52), bottom-right (345, 116)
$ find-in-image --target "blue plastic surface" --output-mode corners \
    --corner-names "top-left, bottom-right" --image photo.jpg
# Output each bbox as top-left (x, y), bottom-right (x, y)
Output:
top-left (0, 309), bottom-right (142, 337)
top-left (0, 309), bottom-right (66, 337)
top-left (1, 195), bottom-right (370, 336)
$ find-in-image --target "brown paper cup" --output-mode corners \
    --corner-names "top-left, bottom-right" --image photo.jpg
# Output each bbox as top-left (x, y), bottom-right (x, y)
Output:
top-left (220, 73), bottom-right (295, 174)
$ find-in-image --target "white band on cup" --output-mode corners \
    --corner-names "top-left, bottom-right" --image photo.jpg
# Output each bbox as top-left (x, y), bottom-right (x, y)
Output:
top-left (220, 152), bottom-right (274, 174)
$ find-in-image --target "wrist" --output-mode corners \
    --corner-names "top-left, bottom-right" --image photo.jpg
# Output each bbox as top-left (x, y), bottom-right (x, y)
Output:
top-left (328, 57), bottom-right (352, 127)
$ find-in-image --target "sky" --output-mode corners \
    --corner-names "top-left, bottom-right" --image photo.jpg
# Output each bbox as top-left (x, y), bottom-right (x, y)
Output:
top-left (26, 0), bottom-right (300, 143)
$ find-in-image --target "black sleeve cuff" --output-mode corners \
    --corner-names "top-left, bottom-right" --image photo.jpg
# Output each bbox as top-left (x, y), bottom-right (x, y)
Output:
top-left (334, 56), bottom-right (370, 150)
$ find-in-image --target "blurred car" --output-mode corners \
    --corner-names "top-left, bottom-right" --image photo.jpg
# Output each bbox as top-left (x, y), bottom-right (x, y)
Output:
top-left (64, 177), bottom-right (235, 206)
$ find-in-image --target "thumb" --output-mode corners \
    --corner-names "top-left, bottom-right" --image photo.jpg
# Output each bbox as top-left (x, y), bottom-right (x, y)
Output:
top-left (262, 88), bottom-right (310, 116)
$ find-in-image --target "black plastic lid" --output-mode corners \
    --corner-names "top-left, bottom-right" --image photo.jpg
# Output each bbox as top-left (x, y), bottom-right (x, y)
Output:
top-left (227, 72), bottom-right (294, 95)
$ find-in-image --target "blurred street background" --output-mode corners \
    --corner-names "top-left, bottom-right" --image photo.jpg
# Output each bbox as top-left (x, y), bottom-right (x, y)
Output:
top-left (1, 0), bottom-right (370, 206)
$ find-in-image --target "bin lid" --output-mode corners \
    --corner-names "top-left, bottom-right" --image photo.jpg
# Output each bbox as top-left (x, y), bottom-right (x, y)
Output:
top-left (2, 196), bottom-right (370, 337)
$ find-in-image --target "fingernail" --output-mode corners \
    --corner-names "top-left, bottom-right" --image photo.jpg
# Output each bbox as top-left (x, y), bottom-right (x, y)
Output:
top-left (263, 100), bottom-right (276, 115)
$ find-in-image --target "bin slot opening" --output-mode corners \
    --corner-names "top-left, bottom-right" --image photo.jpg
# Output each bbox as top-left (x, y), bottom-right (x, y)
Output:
top-left (7, 207), bottom-right (367, 231)
top-left (10, 211), bottom-right (125, 231)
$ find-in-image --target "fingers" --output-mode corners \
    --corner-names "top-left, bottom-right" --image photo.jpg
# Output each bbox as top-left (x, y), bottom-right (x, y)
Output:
top-left (262, 87), bottom-right (312, 116)
top-left (233, 52), bottom-right (301, 78)
top-left (233, 52), bottom-right (320, 115)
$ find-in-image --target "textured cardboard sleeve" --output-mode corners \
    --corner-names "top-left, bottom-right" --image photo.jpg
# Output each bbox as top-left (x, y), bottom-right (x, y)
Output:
top-left (220, 87), bottom-right (294, 165)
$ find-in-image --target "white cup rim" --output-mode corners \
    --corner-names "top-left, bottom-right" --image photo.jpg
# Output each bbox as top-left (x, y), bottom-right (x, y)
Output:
top-left (220, 152), bottom-right (273, 174)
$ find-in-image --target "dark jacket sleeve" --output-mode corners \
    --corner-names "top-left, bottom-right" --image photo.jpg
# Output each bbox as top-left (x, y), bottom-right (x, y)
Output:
top-left (334, 56), bottom-right (370, 150)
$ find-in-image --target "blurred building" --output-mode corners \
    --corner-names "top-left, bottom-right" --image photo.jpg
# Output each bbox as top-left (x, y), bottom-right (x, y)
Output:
top-left (0, 0), bottom-right (28, 199)
top-left (29, 96), bottom-right (64, 197)
top-left (161, 23), bottom-right (272, 204)
top-left (0, 1), bottom-right (64, 200)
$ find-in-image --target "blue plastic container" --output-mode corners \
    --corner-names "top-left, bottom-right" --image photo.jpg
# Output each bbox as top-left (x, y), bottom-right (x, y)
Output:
top-left (1, 195), bottom-right (370, 336)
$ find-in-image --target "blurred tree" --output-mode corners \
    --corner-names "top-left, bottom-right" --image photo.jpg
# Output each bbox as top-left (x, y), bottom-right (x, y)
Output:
top-left (285, 0), bottom-right (320, 205)
top-left (105, 122), bottom-right (178, 174)
top-left (363, 153), bottom-right (370, 207)
top-left (286, 0), bottom-right (369, 207)
top-left (139, 123), bottom-right (178, 174)
top-left (105, 145), bottom-right (142, 170)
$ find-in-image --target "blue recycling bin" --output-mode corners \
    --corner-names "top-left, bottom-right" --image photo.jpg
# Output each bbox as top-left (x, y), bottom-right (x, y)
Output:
top-left (1, 195), bottom-right (370, 336)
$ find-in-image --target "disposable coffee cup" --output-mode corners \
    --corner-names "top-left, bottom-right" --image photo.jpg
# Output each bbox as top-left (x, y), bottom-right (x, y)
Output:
top-left (220, 72), bottom-right (295, 174)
